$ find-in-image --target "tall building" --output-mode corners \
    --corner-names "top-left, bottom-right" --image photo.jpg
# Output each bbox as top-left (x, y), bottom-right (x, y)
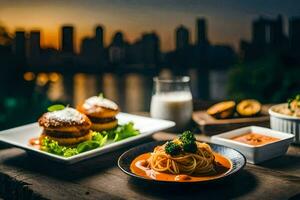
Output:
top-left (95, 25), bottom-right (104, 48)
top-left (269, 15), bottom-right (284, 47)
top-left (13, 31), bottom-right (26, 60)
top-left (242, 15), bottom-right (287, 60)
top-left (126, 32), bottom-right (160, 66)
top-left (141, 32), bottom-right (160, 65)
top-left (289, 17), bottom-right (300, 52)
top-left (196, 18), bottom-right (208, 45)
top-left (61, 26), bottom-right (74, 53)
top-left (80, 37), bottom-right (95, 56)
top-left (175, 25), bottom-right (190, 50)
top-left (109, 31), bottom-right (126, 64)
top-left (80, 37), bottom-right (97, 66)
top-left (111, 31), bottom-right (124, 46)
top-left (127, 39), bottom-right (143, 64)
top-left (29, 31), bottom-right (40, 61)
top-left (252, 15), bottom-right (284, 47)
top-left (252, 17), bottom-right (268, 46)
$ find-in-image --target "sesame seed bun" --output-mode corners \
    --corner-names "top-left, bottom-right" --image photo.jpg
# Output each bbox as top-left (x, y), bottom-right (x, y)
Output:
top-left (38, 107), bottom-right (93, 146)
top-left (77, 96), bottom-right (119, 118)
top-left (38, 107), bottom-right (91, 129)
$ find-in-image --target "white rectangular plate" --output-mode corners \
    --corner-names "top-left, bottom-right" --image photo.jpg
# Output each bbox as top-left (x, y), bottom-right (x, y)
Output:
top-left (0, 113), bottom-right (175, 164)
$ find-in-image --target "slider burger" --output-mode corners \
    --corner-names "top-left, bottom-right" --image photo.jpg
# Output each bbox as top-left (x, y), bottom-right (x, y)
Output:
top-left (38, 107), bottom-right (92, 146)
top-left (77, 96), bottom-right (119, 131)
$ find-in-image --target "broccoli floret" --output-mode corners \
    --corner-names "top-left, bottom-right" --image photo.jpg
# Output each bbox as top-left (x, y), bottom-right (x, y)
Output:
top-left (165, 131), bottom-right (198, 155)
top-left (182, 141), bottom-right (197, 153)
top-left (165, 141), bottom-right (182, 156)
top-left (179, 131), bottom-right (196, 143)
top-left (179, 131), bottom-right (197, 153)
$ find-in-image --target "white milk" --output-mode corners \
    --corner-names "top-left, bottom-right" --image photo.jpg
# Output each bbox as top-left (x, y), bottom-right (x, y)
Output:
top-left (150, 91), bottom-right (193, 130)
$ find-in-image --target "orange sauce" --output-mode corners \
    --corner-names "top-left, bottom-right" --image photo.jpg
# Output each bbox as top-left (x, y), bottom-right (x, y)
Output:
top-left (130, 153), bottom-right (231, 182)
top-left (231, 133), bottom-right (279, 146)
top-left (29, 137), bottom-right (41, 149)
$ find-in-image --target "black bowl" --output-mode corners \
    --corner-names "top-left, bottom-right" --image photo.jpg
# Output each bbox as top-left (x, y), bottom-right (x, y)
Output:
top-left (118, 141), bottom-right (246, 185)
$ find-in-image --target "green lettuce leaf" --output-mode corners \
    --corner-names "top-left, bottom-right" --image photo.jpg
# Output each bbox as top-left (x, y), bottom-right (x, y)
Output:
top-left (47, 104), bottom-right (65, 112)
top-left (77, 140), bottom-right (100, 153)
top-left (63, 148), bottom-right (79, 157)
top-left (41, 137), bottom-right (78, 157)
top-left (113, 122), bottom-right (140, 142)
top-left (92, 131), bottom-right (108, 146)
top-left (40, 122), bottom-right (139, 157)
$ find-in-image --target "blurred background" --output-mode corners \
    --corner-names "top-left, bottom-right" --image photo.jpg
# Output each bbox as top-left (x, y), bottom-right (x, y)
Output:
top-left (0, 0), bottom-right (300, 130)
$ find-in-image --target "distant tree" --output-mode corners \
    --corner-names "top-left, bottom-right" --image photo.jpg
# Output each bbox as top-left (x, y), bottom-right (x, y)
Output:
top-left (0, 22), bottom-right (12, 46)
top-left (227, 55), bottom-right (300, 103)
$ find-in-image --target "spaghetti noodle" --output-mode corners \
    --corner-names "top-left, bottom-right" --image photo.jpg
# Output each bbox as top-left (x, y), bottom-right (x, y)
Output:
top-left (147, 142), bottom-right (216, 175)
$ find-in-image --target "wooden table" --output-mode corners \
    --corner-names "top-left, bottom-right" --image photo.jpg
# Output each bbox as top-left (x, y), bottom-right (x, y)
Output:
top-left (0, 131), bottom-right (299, 200)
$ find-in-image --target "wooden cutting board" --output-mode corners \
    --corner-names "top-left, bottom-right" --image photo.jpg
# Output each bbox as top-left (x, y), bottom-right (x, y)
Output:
top-left (192, 105), bottom-right (272, 135)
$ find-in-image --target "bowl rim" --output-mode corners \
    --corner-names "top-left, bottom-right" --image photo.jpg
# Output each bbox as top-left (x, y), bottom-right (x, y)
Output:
top-left (211, 126), bottom-right (294, 149)
top-left (117, 140), bottom-right (246, 185)
top-left (269, 103), bottom-right (300, 121)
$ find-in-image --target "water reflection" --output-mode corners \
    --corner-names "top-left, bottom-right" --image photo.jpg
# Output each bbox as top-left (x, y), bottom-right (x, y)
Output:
top-left (188, 68), bottom-right (199, 98)
top-left (43, 69), bottom-right (228, 113)
top-left (125, 74), bottom-right (145, 112)
top-left (46, 73), bottom-right (152, 113)
top-left (36, 73), bottom-right (48, 86)
top-left (74, 73), bottom-right (98, 106)
top-left (47, 73), bottom-right (65, 101)
top-left (209, 70), bottom-right (228, 100)
top-left (0, 69), bottom-right (231, 130)
top-left (102, 73), bottom-right (119, 105)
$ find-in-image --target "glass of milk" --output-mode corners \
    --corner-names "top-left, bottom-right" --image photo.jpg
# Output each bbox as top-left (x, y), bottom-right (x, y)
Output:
top-left (150, 76), bottom-right (193, 131)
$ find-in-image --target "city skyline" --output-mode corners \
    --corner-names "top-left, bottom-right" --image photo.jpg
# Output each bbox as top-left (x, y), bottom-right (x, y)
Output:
top-left (7, 15), bottom-right (300, 56)
top-left (1, 0), bottom-right (300, 51)
top-left (7, 14), bottom-right (299, 75)
top-left (12, 17), bottom-right (211, 54)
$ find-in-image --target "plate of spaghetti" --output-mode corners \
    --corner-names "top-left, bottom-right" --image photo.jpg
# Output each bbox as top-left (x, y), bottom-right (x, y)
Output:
top-left (118, 131), bottom-right (246, 184)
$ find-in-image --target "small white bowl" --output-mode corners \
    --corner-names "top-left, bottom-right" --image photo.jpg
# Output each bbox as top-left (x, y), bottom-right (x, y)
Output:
top-left (269, 103), bottom-right (300, 144)
top-left (211, 126), bottom-right (294, 164)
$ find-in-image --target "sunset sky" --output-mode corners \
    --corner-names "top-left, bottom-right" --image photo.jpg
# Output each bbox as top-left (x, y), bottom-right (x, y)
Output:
top-left (0, 0), bottom-right (299, 52)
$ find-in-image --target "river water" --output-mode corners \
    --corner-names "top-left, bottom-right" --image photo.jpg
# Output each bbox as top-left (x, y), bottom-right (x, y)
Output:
top-left (31, 68), bottom-right (228, 113)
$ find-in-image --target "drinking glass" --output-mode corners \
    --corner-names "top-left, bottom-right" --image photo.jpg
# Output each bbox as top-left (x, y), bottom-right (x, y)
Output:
top-left (150, 76), bottom-right (193, 131)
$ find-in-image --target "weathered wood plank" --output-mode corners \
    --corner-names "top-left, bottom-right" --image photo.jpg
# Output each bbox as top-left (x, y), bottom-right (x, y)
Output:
top-left (0, 133), bottom-right (299, 200)
top-left (0, 148), bottom-right (123, 200)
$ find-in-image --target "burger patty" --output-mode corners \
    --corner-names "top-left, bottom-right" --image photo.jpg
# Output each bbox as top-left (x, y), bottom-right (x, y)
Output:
top-left (88, 116), bottom-right (117, 124)
top-left (40, 132), bottom-right (92, 146)
top-left (44, 129), bottom-right (90, 138)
